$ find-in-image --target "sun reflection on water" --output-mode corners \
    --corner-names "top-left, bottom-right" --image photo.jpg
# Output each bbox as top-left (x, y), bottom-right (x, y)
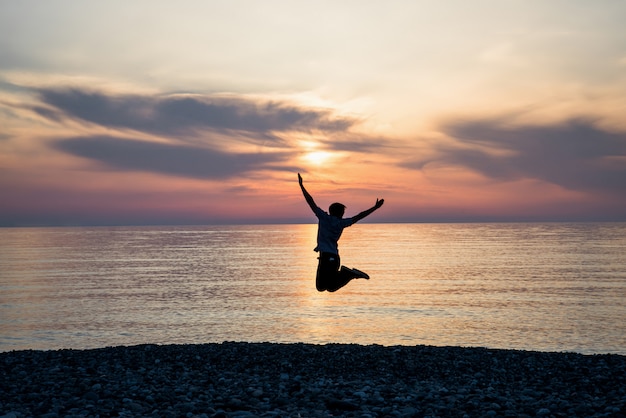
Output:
top-left (1, 223), bottom-right (625, 354)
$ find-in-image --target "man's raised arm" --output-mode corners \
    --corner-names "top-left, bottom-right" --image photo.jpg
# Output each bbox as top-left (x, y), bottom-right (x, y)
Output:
top-left (352, 198), bottom-right (385, 223)
top-left (298, 173), bottom-right (318, 212)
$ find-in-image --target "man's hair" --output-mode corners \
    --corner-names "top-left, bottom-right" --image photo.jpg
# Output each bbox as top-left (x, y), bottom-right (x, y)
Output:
top-left (329, 202), bottom-right (346, 217)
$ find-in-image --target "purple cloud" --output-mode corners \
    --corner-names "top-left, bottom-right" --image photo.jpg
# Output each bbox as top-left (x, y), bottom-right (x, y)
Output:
top-left (54, 135), bottom-right (295, 179)
top-left (405, 118), bottom-right (626, 194)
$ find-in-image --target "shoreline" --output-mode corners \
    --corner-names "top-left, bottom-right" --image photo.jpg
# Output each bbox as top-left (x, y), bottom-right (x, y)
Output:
top-left (2, 342), bottom-right (625, 417)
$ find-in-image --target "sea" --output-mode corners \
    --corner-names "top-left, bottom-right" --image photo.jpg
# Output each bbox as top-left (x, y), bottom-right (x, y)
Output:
top-left (1, 223), bottom-right (625, 355)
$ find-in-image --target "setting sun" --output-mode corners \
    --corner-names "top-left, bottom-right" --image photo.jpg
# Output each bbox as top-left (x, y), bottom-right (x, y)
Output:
top-left (303, 151), bottom-right (334, 166)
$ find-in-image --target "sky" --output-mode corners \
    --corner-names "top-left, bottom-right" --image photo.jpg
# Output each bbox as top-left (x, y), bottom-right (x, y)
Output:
top-left (1, 0), bottom-right (626, 226)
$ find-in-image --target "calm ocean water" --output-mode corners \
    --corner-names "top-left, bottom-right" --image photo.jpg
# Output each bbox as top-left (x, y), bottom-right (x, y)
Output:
top-left (1, 223), bottom-right (625, 355)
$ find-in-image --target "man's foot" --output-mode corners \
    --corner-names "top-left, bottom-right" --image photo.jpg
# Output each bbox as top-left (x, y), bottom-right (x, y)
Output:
top-left (350, 267), bottom-right (370, 280)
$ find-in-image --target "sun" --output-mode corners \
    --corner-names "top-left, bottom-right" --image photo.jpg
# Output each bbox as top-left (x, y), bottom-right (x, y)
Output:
top-left (304, 150), bottom-right (333, 166)
top-left (298, 140), bottom-right (335, 166)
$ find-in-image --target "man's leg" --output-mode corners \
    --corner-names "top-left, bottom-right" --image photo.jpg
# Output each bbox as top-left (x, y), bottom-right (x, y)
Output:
top-left (325, 252), bottom-right (363, 292)
top-left (317, 253), bottom-right (367, 292)
top-left (316, 252), bottom-right (339, 292)
top-left (347, 267), bottom-right (370, 280)
top-left (323, 266), bottom-right (356, 292)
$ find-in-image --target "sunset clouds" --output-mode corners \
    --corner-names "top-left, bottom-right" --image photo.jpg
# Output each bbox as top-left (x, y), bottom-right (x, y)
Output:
top-left (1, 1), bottom-right (626, 225)
top-left (37, 88), bottom-right (366, 180)
top-left (411, 117), bottom-right (626, 194)
top-left (36, 88), bottom-right (354, 140)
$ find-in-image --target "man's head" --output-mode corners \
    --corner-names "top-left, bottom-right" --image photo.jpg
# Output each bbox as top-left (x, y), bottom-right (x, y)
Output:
top-left (329, 202), bottom-right (346, 218)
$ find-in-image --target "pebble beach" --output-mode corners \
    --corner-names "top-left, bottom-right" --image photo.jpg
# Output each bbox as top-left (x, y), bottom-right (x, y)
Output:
top-left (2, 343), bottom-right (625, 418)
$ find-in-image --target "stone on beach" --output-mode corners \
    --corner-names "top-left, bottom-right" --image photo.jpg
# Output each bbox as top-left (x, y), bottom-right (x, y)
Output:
top-left (1, 342), bottom-right (625, 417)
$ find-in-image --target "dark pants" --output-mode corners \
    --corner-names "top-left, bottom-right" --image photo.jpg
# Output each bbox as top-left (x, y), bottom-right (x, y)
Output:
top-left (316, 252), bottom-right (356, 292)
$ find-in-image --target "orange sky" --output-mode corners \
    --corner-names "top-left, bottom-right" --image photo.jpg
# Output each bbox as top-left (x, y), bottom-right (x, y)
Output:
top-left (1, 1), bottom-right (626, 225)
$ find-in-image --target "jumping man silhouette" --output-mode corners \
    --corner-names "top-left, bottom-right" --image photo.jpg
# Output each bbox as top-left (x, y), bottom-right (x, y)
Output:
top-left (298, 173), bottom-right (385, 292)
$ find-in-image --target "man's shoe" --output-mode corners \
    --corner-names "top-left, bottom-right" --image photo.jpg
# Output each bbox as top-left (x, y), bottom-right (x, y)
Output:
top-left (350, 268), bottom-right (370, 280)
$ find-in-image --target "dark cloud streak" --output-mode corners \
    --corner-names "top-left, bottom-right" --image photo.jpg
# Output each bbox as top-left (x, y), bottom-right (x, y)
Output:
top-left (319, 136), bottom-right (393, 153)
top-left (406, 118), bottom-right (626, 194)
top-left (54, 136), bottom-right (294, 179)
top-left (36, 88), bottom-right (354, 141)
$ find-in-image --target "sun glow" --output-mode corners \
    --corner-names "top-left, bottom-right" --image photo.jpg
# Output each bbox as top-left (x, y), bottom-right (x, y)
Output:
top-left (304, 150), bottom-right (334, 166)
top-left (298, 139), bottom-right (335, 166)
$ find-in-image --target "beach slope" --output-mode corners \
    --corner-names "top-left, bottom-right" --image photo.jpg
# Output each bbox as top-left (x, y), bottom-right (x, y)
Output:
top-left (1, 342), bottom-right (625, 417)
